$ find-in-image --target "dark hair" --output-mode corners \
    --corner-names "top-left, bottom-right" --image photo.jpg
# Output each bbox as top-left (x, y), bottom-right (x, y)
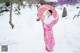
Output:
top-left (48, 10), bottom-right (53, 15)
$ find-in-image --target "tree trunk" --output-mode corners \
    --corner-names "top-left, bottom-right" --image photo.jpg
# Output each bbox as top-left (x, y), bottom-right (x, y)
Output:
top-left (9, 0), bottom-right (14, 29)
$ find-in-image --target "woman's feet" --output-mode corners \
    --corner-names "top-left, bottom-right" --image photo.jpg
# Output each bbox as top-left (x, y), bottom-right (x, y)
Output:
top-left (46, 47), bottom-right (53, 52)
top-left (45, 39), bottom-right (53, 52)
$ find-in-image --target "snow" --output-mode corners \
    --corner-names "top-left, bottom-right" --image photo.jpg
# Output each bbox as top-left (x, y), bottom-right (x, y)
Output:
top-left (44, 0), bottom-right (58, 2)
top-left (0, 4), bottom-right (80, 53)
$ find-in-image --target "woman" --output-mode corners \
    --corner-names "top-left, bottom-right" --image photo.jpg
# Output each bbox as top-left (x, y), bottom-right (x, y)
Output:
top-left (37, 4), bottom-right (59, 52)
top-left (42, 10), bottom-right (55, 52)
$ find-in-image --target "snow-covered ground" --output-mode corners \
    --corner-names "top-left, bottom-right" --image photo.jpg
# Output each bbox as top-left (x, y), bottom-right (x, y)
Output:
top-left (0, 4), bottom-right (80, 53)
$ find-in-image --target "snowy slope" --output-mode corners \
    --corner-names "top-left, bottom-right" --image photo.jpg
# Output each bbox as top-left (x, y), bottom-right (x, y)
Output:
top-left (0, 4), bottom-right (80, 53)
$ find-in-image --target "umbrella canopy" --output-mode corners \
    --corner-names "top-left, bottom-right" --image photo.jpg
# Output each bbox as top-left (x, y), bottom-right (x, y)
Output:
top-left (37, 4), bottom-right (59, 24)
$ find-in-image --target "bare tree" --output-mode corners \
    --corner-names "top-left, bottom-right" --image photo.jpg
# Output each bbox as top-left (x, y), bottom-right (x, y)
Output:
top-left (9, 0), bottom-right (14, 29)
top-left (73, 11), bottom-right (80, 19)
top-left (25, 0), bottom-right (40, 9)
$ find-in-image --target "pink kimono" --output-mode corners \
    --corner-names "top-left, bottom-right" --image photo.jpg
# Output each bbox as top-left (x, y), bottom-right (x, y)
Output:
top-left (38, 4), bottom-right (59, 52)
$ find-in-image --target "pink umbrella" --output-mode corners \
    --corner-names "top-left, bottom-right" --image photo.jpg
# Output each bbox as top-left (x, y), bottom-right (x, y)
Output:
top-left (37, 4), bottom-right (59, 52)
top-left (38, 4), bottom-right (58, 25)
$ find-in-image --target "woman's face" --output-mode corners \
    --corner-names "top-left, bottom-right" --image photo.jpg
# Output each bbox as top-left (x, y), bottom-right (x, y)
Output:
top-left (46, 11), bottom-right (52, 16)
top-left (42, 10), bottom-right (52, 21)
